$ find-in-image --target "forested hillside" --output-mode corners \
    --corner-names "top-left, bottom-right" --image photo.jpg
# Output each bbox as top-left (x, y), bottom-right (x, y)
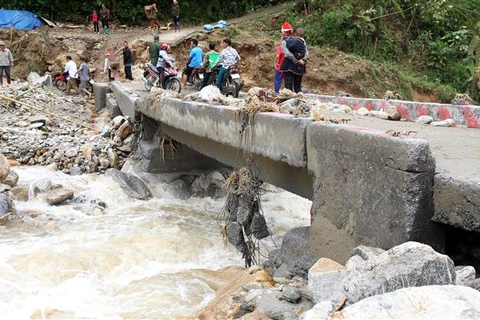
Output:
top-left (280, 0), bottom-right (480, 100)
top-left (3, 0), bottom-right (277, 24)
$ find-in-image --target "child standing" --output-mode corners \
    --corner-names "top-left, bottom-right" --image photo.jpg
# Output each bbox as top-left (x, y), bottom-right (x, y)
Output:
top-left (92, 10), bottom-right (99, 33)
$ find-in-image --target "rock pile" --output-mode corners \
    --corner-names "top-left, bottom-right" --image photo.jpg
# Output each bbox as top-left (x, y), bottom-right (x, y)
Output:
top-left (235, 87), bottom-right (460, 127)
top-left (0, 80), bottom-right (135, 175)
top-left (204, 241), bottom-right (480, 319)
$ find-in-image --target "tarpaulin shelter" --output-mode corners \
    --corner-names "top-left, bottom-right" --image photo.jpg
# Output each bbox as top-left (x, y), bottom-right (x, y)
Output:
top-left (0, 10), bottom-right (44, 30)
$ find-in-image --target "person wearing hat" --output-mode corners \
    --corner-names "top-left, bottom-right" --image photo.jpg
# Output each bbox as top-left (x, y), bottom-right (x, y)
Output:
top-left (273, 22), bottom-right (292, 93)
top-left (0, 40), bottom-right (14, 86)
top-left (280, 27), bottom-right (308, 93)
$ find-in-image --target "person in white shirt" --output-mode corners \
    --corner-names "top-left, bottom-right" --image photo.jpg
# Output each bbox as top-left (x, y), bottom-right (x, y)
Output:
top-left (64, 55), bottom-right (80, 94)
top-left (212, 38), bottom-right (240, 88)
top-left (0, 40), bottom-right (14, 86)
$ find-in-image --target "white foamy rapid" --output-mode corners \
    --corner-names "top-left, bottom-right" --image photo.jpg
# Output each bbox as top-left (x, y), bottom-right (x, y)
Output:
top-left (0, 166), bottom-right (311, 319)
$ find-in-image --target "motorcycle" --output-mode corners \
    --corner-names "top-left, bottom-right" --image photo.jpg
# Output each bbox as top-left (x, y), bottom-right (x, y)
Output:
top-left (143, 58), bottom-right (182, 93)
top-left (55, 72), bottom-right (94, 93)
top-left (207, 65), bottom-right (243, 98)
top-left (185, 67), bottom-right (203, 90)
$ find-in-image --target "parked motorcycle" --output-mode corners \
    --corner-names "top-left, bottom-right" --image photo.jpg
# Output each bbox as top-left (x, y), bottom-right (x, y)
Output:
top-left (55, 72), bottom-right (94, 93)
top-left (143, 58), bottom-right (182, 93)
top-left (206, 65), bottom-right (243, 98)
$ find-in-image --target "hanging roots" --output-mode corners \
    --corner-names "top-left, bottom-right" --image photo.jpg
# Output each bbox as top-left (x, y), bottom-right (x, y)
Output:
top-left (218, 166), bottom-right (270, 268)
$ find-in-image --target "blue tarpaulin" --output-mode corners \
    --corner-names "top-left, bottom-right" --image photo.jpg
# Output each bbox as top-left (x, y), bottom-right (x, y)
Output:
top-left (203, 20), bottom-right (228, 31)
top-left (0, 10), bottom-right (44, 30)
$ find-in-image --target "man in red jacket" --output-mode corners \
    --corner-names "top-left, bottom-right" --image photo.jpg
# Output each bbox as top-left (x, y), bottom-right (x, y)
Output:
top-left (274, 21), bottom-right (293, 93)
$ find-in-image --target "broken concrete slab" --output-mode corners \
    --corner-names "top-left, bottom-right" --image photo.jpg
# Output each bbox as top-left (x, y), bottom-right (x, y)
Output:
top-left (307, 123), bottom-right (445, 263)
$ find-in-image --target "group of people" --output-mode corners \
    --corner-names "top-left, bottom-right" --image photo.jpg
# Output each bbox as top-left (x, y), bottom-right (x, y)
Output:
top-left (103, 41), bottom-right (134, 82)
top-left (92, 1), bottom-right (180, 35)
top-left (62, 55), bottom-right (91, 99)
top-left (60, 39), bottom-right (134, 98)
top-left (92, 3), bottom-right (111, 34)
top-left (149, 35), bottom-right (241, 90)
top-left (274, 21), bottom-right (308, 94)
top-left (144, 0), bottom-right (181, 33)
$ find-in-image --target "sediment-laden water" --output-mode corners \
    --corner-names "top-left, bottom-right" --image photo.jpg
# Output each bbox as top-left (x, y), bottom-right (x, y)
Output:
top-left (0, 166), bottom-right (310, 319)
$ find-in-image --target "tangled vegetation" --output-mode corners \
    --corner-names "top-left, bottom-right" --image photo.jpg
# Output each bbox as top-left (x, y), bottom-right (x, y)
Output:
top-left (4, 0), bottom-right (279, 25)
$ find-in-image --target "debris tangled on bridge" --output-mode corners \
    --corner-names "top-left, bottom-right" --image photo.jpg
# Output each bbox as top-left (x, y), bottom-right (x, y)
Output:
top-left (218, 166), bottom-right (270, 268)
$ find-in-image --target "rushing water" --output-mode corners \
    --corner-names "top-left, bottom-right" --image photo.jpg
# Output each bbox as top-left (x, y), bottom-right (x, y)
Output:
top-left (0, 166), bottom-right (311, 319)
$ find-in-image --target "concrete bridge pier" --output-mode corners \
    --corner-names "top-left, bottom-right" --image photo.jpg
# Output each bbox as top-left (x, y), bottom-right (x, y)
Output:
top-left (306, 123), bottom-right (446, 263)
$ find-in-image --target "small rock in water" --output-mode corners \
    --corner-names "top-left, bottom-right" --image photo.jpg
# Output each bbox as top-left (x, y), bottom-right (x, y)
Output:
top-left (46, 187), bottom-right (74, 205)
top-left (3, 170), bottom-right (19, 188)
top-left (69, 166), bottom-right (83, 176)
top-left (0, 153), bottom-right (11, 182)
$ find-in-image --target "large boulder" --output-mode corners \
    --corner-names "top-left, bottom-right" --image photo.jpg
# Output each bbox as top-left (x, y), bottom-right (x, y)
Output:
top-left (0, 194), bottom-right (16, 224)
top-left (264, 227), bottom-right (317, 279)
top-left (0, 153), bottom-right (10, 182)
top-left (46, 187), bottom-right (74, 205)
top-left (308, 258), bottom-right (348, 304)
top-left (105, 168), bottom-right (152, 200)
top-left (343, 242), bottom-right (455, 304)
top-left (3, 170), bottom-right (19, 188)
top-left (334, 285), bottom-right (480, 319)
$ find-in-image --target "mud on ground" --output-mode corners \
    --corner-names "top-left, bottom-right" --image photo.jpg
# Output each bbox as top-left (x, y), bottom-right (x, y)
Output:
top-left (1, 20), bottom-right (438, 102)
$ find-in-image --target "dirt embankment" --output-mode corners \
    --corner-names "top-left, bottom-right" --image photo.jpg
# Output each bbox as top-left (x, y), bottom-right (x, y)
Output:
top-left (1, 20), bottom-right (437, 102)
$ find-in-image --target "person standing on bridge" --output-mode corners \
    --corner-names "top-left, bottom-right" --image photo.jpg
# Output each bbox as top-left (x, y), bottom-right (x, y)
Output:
top-left (172, 0), bottom-right (180, 33)
top-left (274, 22), bottom-right (293, 93)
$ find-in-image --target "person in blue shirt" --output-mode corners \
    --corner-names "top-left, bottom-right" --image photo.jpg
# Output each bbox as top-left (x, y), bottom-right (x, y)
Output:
top-left (182, 38), bottom-right (203, 88)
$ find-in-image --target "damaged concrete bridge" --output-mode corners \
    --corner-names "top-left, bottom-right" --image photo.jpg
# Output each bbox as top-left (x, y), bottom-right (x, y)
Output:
top-left (96, 82), bottom-right (480, 264)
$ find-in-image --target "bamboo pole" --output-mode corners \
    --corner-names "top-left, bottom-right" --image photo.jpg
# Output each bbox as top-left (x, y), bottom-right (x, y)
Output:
top-left (0, 95), bottom-right (101, 132)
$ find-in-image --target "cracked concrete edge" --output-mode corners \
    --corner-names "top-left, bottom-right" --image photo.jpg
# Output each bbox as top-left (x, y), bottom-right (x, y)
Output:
top-left (110, 82), bottom-right (141, 120)
top-left (306, 122), bottom-right (443, 263)
top-left (433, 173), bottom-right (480, 233)
top-left (134, 95), bottom-right (312, 167)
